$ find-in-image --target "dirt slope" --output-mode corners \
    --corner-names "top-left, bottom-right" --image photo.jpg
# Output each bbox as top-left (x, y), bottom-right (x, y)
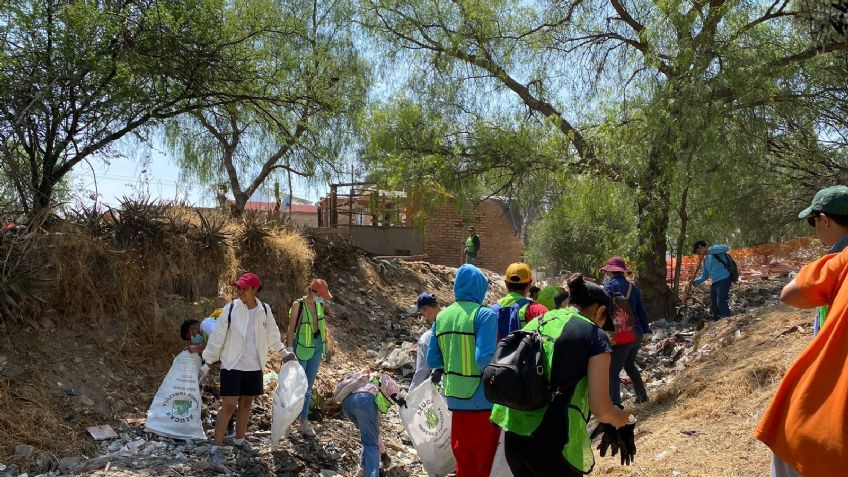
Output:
top-left (0, 227), bottom-right (815, 477)
top-left (595, 305), bottom-right (811, 477)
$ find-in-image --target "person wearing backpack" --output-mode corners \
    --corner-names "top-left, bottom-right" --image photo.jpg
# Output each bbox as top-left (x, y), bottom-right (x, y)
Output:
top-left (488, 273), bottom-right (636, 477)
top-left (334, 371), bottom-right (406, 477)
top-left (202, 273), bottom-right (290, 468)
top-left (427, 264), bottom-right (500, 476)
top-left (286, 278), bottom-right (333, 437)
top-left (692, 241), bottom-right (735, 319)
top-left (491, 263), bottom-right (549, 339)
top-left (601, 257), bottom-right (651, 405)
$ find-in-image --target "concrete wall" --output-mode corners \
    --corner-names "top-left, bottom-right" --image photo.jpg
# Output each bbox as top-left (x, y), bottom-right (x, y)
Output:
top-left (423, 200), bottom-right (524, 273)
top-left (291, 211), bottom-right (318, 227)
top-left (350, 225), bottom-right (424, 256)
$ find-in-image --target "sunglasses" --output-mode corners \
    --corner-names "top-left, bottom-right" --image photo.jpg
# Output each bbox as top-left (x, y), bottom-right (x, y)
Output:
top-left (807, 211), bottom-right (822, 227)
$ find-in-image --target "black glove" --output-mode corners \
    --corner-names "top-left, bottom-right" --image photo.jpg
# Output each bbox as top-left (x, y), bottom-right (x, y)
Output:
top-left (430, 368), bottom-right (444, 385)
top-left (617, 423), bottom-right (636, 465)
top-left (590, 423), bottom-right (621, 460)
top-left (391, 393), bottom-right (407, 408)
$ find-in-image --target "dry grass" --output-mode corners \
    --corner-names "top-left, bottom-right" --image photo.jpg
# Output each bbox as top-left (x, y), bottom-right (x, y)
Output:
top-left (0, 372), bottom-right (100, 462)
top-left (230, 217), bottom-right (315, 319)
top-left (594, 305), bottom-right (810, 477)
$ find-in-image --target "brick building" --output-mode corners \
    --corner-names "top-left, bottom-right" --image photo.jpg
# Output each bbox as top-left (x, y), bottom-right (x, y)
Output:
top-left (423, 199), bottom-right (524, 273)
top-left (316, 186), bottom-right (524, 272)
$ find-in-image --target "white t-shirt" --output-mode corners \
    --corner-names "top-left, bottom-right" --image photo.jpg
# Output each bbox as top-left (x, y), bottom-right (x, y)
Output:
top-left (232, 305), bottom-right (262, 371)
top-left (410, 329), bottom-right (434, 391)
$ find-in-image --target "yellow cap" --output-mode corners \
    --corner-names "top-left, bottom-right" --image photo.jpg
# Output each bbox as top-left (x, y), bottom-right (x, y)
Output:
top-left (504, 263), bottom-right (532, 284)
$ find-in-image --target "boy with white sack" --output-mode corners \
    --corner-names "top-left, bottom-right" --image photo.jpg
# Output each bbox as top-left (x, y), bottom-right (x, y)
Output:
top-left (334, 370), bottom-right (406, 477)
top-left (202, 272), bottom-right (293, 467)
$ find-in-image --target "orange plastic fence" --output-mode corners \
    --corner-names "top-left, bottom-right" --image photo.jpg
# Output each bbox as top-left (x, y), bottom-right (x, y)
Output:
top-left (666, 236), bottom-right (826, 283)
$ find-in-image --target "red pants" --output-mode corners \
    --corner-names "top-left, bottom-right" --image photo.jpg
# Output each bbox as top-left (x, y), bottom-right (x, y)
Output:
top-left (451, 410), bottom-right (501, 477)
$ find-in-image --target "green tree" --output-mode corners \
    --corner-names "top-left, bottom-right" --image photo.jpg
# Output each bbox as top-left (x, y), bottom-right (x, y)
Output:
top-left (165, 0), bottom-right (369, 216)
top-left (0, 0), bottom-right (268, 215)
top-left (527, 178), bottom-right (637, 276)
top-left (361, 0), bottom-right (848, 319)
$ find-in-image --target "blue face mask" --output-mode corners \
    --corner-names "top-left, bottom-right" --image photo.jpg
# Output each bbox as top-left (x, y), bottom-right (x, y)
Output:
top-left (314, 297), bottom-right (324, 305)
top-left (191, 334), bottom-right (205, 344)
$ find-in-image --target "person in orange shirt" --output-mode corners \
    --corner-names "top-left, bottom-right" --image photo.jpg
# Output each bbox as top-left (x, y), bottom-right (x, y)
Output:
top-left (755, 244), bottom-right (848, 476)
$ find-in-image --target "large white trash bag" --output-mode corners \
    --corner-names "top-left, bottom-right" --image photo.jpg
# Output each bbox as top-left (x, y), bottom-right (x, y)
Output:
top-left (145, 351), bottom-right (206, 440)
top-left (399, 381), bottom-right (455, 477)
top-left (271, 360), bottom-right (308, 446)
top-left (489, 430), bottom-right (513, 477)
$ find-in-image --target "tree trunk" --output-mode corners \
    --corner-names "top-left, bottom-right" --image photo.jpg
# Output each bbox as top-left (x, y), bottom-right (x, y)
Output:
top-left (672, 181), bottom-right (691, 297)
top-left (634, 149), bottom-right (675, 321)
top-left (32, 174), bottom-right (55, 217)
top-left (231, 191), bottom-right (248, 217)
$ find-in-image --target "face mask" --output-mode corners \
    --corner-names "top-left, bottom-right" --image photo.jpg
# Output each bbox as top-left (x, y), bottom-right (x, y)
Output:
top-left (191, 334), bottom-right (205, 344)
top-left (314, 297), bottom-right (324, 304)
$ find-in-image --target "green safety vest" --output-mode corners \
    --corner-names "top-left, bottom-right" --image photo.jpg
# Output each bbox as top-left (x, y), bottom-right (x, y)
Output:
top-left (370, 376), bottom-right (394, 414)
top-left (817, 305), bottom-right (829, 331)
top-left (465, 235), bottom-right (476, 253)
top-left (490, 308), bottom-right (595, 474)
top-left (497, 292), bottom-right (532, 327)
top-left (293, 298), bottom-right (327, 361)
top-left (434, 301), bottom-right (483, 399)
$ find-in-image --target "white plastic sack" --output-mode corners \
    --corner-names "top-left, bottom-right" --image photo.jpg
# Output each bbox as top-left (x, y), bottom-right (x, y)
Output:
top-left (489, 430), bottom-right (513, 477)
top-left (145, 351), bottom-right (206, 440)
top-left (399, 381), bottom-right (455, 477)
top-left (271, 360), bottom-right (308, 446)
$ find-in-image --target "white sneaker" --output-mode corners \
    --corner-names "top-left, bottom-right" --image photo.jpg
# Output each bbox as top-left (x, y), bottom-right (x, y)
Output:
top-left (209, 448), bottom-right (228, 470)
top-left (297, 419), bottom-right (316, 437)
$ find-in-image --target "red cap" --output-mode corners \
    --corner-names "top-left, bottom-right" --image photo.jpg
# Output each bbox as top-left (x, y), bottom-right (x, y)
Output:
top-left (309, 278), bottom-right (332, 301)
top-left (232, 272), bottom-right (262, 290)
top-left (600, 257), bottom-right (629, 274)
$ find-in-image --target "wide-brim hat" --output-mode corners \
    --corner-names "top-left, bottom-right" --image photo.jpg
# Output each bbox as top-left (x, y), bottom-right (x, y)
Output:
top-left (600, 257), bottom-right (629, 274)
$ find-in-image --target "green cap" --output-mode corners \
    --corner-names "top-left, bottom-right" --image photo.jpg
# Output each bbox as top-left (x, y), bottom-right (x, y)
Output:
top-left (799, 185), bottom-right (848, 219)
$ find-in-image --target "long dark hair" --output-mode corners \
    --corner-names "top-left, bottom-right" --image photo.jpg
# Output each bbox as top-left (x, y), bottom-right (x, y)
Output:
top-left (567, 273), bottom-right (614, 330)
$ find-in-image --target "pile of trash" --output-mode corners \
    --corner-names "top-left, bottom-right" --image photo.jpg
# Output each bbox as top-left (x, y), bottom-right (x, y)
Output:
top-left (0, 372), bottom-right (428, 477)
top-left (681, 276), bottom-right (786, 323)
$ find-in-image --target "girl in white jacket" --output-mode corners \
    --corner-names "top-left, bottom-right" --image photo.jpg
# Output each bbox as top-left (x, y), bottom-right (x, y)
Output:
top-left (202, 272), bottom-right (291, 467)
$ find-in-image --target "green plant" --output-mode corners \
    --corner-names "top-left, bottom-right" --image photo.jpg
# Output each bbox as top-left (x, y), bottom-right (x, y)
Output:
top-left (110, 196), bottom-right (170, 248)
top-left (189, 210), bottom-right (230, 252)
top-left (236, 212), bottom-right (272, 252)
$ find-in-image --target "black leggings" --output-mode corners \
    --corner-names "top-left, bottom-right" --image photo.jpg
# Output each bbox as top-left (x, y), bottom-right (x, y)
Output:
top-left (504, 431), bottom-right (580, 477)
top-left (503, 401), bottom-right (582, 477)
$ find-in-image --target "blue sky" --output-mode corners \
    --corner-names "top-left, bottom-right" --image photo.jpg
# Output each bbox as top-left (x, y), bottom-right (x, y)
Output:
top-left (72, 139), bottom-right (329, 208)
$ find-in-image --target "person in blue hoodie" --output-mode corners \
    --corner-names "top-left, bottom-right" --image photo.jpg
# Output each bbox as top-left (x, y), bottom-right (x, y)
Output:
top-left (427, 264), bottom-right (499, 477)
top-left (693, 241), bottom-right (733, 319)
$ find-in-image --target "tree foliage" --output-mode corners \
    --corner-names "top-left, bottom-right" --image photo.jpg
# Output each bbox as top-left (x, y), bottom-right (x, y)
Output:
top-left (164, 0), bottom-right (369, 215)
top-left (359, 0), bottom-right (848, 318)
top-left (0, 0), bottom-right (271, 215)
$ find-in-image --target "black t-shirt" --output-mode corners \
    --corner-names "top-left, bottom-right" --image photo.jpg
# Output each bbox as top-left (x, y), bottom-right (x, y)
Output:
top-left (524, 314), bottom-right (611, 455)
top-left (547, 315), bottom-right (612, 389)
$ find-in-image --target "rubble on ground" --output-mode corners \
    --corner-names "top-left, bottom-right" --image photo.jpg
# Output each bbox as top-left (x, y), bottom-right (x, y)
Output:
top-left (2, 367), bottom-right (427, 477)
top-left (680, 276), bottom-right (786, 323)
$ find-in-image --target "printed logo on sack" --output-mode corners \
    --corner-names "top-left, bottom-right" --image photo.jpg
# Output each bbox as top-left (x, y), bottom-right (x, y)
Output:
top-left (415, 399), bottom-right (446, 438)
top-left (163, 392), bottom-right (200, 424)
top-left (425, 408), bottom-right (439, 429)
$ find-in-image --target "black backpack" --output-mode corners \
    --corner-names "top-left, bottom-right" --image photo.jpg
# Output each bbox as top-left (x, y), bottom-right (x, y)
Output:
top-left (715, 253), bottom-right (740, 283)
top-left (483, 327), bottom-right (551, 411)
